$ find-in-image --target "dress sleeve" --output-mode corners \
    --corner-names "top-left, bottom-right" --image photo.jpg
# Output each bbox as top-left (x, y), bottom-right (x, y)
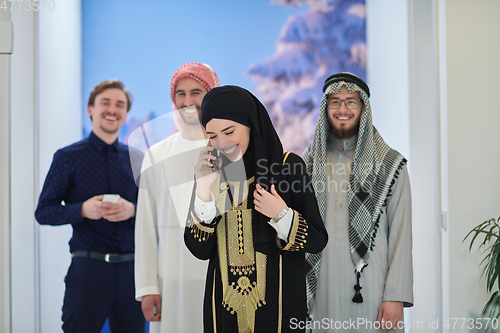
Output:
top-left (184, 182), bottom-right (221, 261)
top-left (193, 193), bottom-right (216, 224)
top-left (35, 150), bottom-right (83, 226)
top-left (268, 208), bottom-right (293, 241)
top-left (279, 153), bottom-right (328, 254)
top-left (382, 164), bottom-right (414, 307)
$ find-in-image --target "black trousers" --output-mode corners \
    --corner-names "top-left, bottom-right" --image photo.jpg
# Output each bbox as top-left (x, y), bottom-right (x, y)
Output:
top-left (61, 257), bottom-right (145, 333)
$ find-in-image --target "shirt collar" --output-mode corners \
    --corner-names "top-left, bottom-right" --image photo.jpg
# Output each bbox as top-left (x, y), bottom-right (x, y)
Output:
top-left (89, 131), bottom-right (120, 151)
top-left (327, 132), bottom-right (358, 153)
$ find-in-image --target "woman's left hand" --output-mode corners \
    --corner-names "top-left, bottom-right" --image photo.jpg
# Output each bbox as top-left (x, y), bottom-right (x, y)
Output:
top-left (253, 183), bottom-right (287, 219)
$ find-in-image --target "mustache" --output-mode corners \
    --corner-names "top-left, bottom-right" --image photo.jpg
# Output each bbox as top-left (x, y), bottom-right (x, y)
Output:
top-left (332, 112), bottom-right (354, 117)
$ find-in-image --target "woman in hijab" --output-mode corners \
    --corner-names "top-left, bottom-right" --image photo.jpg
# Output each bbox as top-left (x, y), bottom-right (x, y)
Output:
top-left (184, 85), bottom-right (328, 333)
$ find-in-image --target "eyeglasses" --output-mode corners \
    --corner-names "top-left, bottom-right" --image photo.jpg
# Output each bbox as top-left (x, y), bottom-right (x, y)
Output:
top-left (327, 99), bottom-right (362, 109)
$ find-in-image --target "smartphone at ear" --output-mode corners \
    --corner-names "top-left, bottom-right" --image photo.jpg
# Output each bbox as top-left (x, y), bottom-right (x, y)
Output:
top-left (209, 144), bottom-right (220, 171)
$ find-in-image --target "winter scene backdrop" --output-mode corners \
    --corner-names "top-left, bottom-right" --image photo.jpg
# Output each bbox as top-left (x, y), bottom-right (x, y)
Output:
top-left (82, 0), bottom-right (365, 156)
top-left (250, 0), bottom-right (366, 153)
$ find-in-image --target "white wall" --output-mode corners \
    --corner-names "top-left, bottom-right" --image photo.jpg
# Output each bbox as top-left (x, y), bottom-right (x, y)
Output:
top-left (446, 0), bottom-right (500, 321)
top-left (0, 8), bottom-right (12, 333)
top-left (408, 0), bottom-right (443, 330)
top-left (7, 3), bottom-right (81, 332)
top-left (366, 0), bottom-right (410, 160)
top-left (437, 0), bottom-right (450, 330)
top-left (37, 2), bottom-right (82, 332)
top-left (10, 7), bottom-right (38, 333)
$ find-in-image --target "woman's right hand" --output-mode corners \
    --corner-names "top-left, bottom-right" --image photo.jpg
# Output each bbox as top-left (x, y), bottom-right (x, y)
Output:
top-left (194, 145), bottom-right (220, 201)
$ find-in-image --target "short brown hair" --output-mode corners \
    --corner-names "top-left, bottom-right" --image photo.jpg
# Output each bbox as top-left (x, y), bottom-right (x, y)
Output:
top-left (87, 79), bottom-right (132, 112)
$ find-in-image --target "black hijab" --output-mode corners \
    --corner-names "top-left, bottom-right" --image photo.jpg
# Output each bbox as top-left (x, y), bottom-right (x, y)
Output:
top-left (201, 85), bottom-right (289, 255)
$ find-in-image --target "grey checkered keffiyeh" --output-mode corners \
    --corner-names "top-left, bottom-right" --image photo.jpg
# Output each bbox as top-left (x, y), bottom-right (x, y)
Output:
top-left (302, 81), bottom-right (406, 313)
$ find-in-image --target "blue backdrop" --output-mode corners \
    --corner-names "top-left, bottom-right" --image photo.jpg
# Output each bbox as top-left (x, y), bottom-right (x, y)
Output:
top-left (82, 0), bottom-right (308, 145)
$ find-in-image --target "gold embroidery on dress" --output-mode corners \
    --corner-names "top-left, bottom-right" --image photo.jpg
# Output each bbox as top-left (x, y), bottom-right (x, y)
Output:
top-left (228, 209), bottom-right (255, 275)
top-left (187, 211), bottom-right (215, 242)
top-left (283, 211), bottom-right (308, 251)
top-left (215, 175), bottom-right (266, 333)
top-left (215, 178), bottom-right (240, 214)
top-left (213, 269), bottom-right (217, 333)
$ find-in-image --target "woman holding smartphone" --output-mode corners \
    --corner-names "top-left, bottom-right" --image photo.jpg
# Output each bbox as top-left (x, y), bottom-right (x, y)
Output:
top-left (184, 85), bottom-right (328, 333)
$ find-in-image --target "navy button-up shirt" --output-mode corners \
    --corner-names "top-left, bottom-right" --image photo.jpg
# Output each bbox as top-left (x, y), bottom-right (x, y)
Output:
top-left (35, 132), bottom-right (143, 253)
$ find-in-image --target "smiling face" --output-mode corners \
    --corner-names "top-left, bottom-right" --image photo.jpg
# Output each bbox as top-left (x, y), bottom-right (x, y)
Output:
top-left (205, 118), bottom-right (251, 162)
top-left (174, 78), bottom-right (208, 125)
top-left (87, 88), bottom-right (128, 139)
top-left (326, 85), bottom-right (363, 139)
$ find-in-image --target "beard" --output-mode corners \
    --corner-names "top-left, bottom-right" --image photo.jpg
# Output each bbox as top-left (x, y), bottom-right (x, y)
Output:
top-left (329, 119), bottom-right (360, 139)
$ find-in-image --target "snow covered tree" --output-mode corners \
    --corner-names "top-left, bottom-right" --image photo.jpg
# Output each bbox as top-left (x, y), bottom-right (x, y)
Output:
top-left (248, 0), bottom-right (366, 153)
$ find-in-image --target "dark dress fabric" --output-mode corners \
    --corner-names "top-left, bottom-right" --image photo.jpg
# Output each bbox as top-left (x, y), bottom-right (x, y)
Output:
top-left (185, 85), bottom-right (328, 333)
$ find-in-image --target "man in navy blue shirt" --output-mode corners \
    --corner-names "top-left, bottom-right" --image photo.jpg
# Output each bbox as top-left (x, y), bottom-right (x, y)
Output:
top-left (36, 79), bottom-right (145, 333)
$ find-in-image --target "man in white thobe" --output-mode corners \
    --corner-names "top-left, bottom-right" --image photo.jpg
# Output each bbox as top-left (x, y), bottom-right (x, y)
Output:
top-left (302, 72), bottom-right (413, 332)
top-left (134, 63), bottom-right (220, 332)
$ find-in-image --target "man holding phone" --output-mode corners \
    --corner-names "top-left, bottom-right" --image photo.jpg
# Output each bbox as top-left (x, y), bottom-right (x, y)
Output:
top-left (35, 79), bottom-right (145, 333)
top-left (134, 63), bottom-right (220, 333)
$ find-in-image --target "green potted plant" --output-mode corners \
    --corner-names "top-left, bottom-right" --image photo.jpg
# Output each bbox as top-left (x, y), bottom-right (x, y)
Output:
top-left (465, 216), bottom-right (500, 321)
